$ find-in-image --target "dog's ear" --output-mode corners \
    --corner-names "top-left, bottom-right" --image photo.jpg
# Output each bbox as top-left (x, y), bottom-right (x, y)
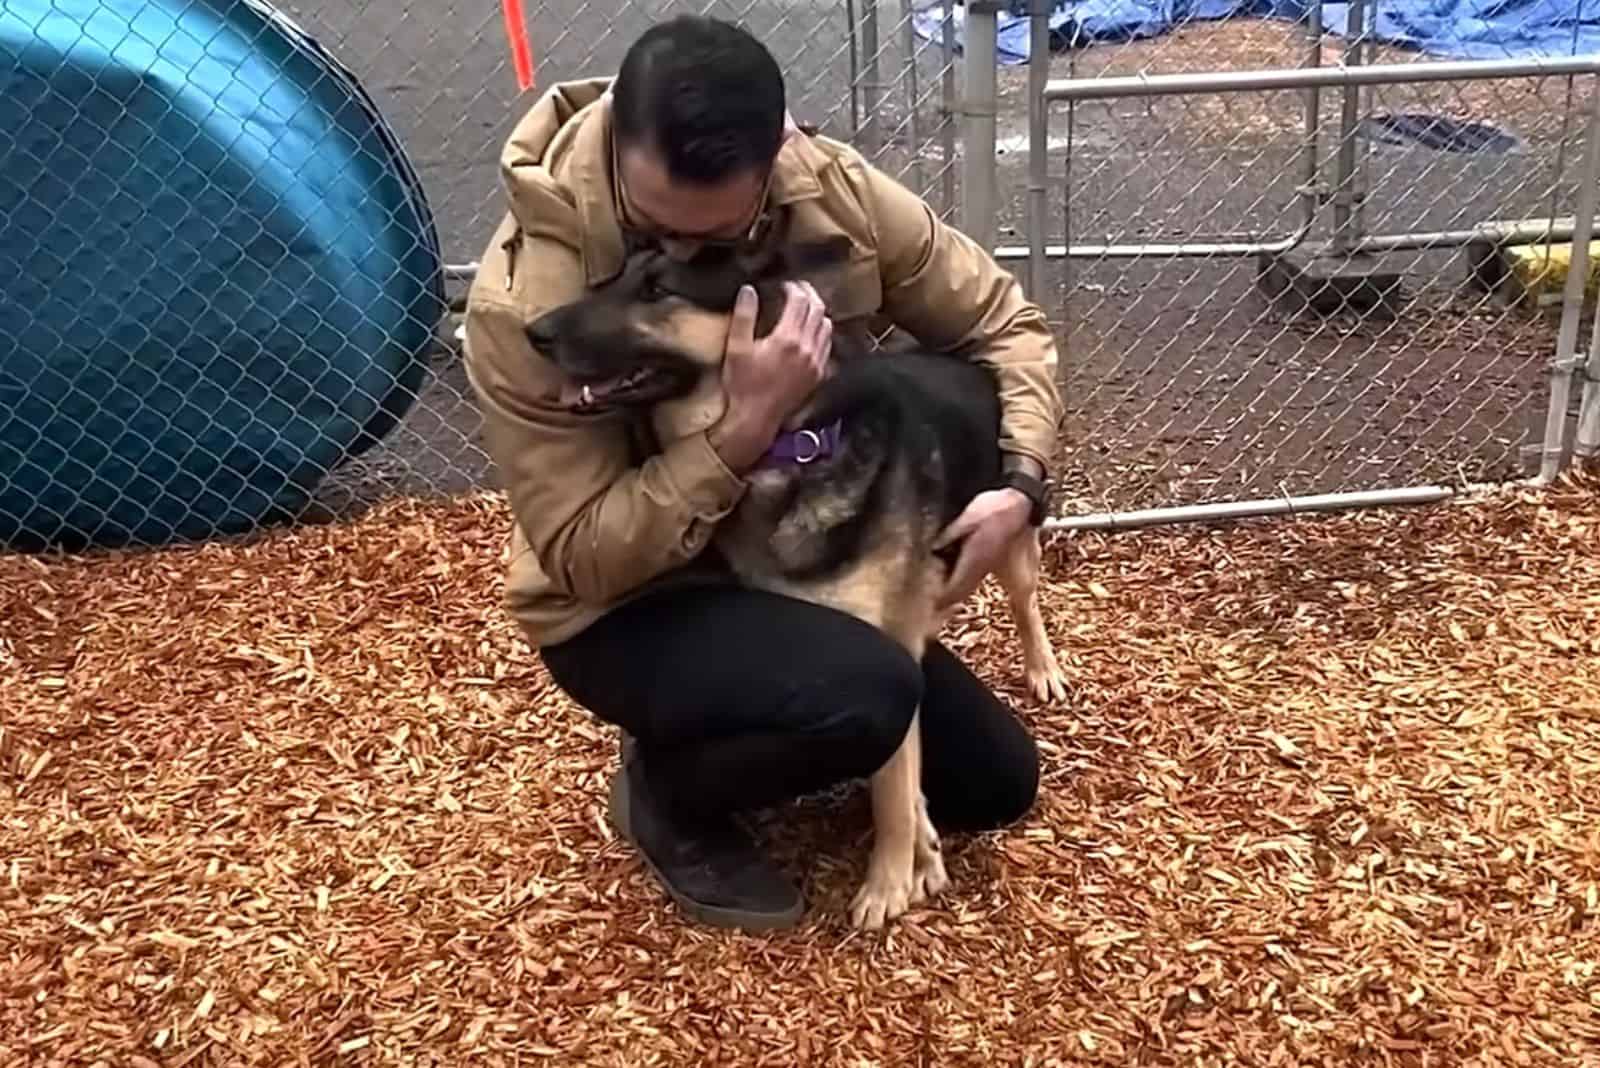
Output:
top-left (765, 235), bottom-right (853, 311)
top-left (772, 235), bottom-right (854, 278)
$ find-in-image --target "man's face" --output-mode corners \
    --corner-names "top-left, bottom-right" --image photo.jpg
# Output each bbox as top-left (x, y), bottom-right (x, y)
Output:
top-left (616, 144), bottom-right (770, 259)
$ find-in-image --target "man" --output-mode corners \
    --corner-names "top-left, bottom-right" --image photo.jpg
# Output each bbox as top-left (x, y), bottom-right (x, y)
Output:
top-left (462, 15), bottom-right (1063, 931)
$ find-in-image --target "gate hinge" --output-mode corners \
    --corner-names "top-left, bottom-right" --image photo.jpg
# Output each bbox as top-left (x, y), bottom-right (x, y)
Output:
top-left (1550, 352), bottom-right (1588, 374)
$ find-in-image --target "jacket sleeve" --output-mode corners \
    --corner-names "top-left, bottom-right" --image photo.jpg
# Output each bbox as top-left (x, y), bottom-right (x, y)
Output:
top-left (852, 158), bottom-right (1063, 471)
top-left (461, 217), bottom-right (747, 606)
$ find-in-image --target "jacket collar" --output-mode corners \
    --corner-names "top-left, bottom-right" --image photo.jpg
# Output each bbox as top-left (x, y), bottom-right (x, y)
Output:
top-left (504, 77), bottom-right (829, 286)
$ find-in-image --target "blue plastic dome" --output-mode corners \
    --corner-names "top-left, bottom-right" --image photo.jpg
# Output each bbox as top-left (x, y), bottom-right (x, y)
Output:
top-left (1, 0), bottom-right (446, 550)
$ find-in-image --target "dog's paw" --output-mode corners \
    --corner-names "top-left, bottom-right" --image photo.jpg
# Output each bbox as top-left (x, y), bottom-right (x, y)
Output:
top-left (913, 852), bottom-right (949, 903)
top-left (911, 839), bottom-right (949, 904)
top-left (849, 855), bottom-right (917, 931)
top-left (910, 799), bottom-right (949, 904)
top-left (1026, 657), bottom-right (1070, 704)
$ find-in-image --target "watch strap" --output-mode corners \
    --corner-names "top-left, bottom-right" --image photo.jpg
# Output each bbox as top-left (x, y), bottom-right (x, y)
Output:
top-left (1000, 469), bottom-right (1049, 526)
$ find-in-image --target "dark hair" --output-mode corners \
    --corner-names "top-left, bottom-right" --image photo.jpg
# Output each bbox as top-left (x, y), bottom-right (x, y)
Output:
top-left (611, 15), bottom-right (786, 185)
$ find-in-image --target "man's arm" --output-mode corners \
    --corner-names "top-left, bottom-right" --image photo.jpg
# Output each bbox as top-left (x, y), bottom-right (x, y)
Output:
top-left (850, 156), bottom-right (1063, 473)
top-left (462, 219), bottom-right (748, 605)
top-left (839, 154), bottom-right (1063, 610)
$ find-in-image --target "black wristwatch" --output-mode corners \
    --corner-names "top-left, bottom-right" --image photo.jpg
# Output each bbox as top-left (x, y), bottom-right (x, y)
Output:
top-left (1000, 468), bottom-right (1050, 527)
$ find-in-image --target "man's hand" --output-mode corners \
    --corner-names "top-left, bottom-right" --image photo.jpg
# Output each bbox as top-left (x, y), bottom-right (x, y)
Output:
top-left (708, 281), bottom-right (832, 472)
top-left (933, 488), bottom-right (1034, 612)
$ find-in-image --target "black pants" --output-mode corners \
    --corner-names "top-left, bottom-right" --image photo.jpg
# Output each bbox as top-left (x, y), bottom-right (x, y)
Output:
top-left (541, 584), bottom-right (1039, 834)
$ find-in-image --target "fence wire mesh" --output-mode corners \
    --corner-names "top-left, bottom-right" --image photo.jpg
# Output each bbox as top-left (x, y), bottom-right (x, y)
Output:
top-left (267, 0), bottom-right (964, 521)
top-left (0, 0), bottom-right (1595, 553)
top-left (1010, 14), bottom-right (1597, 513)
top-left (0, 0), bottom-right (959, 550)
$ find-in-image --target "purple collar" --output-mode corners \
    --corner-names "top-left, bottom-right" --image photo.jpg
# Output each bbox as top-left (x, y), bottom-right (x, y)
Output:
top-left (756, 418), bottom-right (843, 469)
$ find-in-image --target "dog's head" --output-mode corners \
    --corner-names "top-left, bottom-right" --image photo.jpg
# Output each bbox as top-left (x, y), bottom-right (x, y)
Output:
top-left (527, 215), bottom-right (853, 416)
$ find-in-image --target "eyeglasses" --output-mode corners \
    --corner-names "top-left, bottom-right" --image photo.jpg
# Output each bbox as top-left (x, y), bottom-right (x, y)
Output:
top-left (611, 133), bottom-right (776, 255)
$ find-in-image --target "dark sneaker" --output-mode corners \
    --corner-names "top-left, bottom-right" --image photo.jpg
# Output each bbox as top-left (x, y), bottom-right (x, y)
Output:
top-left (607, 740), bottom-right (805, 931)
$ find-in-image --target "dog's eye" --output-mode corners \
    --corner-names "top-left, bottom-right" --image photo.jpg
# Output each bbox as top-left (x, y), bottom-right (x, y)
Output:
top-left (641, 278), bottom-right (667, 302)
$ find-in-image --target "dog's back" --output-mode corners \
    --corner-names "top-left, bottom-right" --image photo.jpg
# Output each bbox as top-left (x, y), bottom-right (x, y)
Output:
top-left (827, 348), bottom-right (1003, 533)
top-left (704, 344), bottom-right (1000, 649)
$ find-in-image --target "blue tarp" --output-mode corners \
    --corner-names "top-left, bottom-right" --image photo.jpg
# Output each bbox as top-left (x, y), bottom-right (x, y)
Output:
top-left (912, 0), bottom-right (1600, 64)
top-left (1, 0), bottom-right (445, 551)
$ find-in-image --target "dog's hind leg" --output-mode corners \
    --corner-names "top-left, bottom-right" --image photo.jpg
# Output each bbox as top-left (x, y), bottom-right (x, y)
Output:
top-left (997, 530), bottom-right (1069, 704)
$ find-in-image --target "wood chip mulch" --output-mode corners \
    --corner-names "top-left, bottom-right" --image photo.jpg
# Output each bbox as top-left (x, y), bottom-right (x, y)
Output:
top-left (5, 477), bottom-right (1600, 1066)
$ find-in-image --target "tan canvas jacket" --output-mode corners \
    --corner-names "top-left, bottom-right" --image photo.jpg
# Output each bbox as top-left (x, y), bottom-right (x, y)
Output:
top-left (462, 76), bottom-right (1064, 649)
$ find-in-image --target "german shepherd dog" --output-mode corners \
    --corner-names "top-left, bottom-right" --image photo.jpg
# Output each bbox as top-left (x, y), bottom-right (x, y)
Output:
top-left (527, 212), bottom-right (1067, 930)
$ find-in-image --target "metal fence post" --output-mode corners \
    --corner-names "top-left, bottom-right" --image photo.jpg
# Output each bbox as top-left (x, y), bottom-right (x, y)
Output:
top-left (846, 0), bottom-right (861, 139)
top-left (1538, 74), bottom-right (1600, 483)
top-left (860, 0), bottom-right (883, 158)
top-left (1025, 0), bottom-right (1050, 301)
top-left (1330, 0), bottom-right (1369, 255)
top-left (1574, 287), bottom-right (1600, 461)
top-left (960, 0), bottom-right (1000, 251)
top-left (941, 0), bottom-right (957, 212)
top-left (900, 0), bottom-right (924, 195)
top-left (1299, 0), bottom-right (1325, 235)
top-left (1575, 85), bottom-right (1600, 466)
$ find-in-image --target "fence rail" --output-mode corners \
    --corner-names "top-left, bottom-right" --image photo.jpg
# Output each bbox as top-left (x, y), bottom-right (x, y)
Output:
top-left (2, 0), bottom-right (1599, 553)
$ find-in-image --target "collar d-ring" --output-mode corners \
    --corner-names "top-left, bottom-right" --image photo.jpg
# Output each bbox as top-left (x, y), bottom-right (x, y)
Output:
top-left (793, 428), bottom-right (823, 463)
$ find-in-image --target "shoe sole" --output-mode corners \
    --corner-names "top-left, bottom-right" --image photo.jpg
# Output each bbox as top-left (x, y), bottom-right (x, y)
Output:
top-left (608, 774), bottom-right (805, 932)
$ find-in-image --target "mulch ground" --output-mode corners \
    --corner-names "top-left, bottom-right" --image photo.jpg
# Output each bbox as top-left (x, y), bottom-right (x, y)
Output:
top-left (5, 478), bottom-right (1600, 1066)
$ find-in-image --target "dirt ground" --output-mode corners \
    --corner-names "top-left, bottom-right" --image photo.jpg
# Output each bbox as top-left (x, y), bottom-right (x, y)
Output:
top-left (5, 479), bottom-right (1600, 1064)
top-left (265, 4), bottom-right (1590, 521)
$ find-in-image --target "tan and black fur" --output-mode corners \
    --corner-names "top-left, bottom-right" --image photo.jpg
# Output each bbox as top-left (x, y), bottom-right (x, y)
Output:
top-left (527, 214), bottom-right (1068, 930)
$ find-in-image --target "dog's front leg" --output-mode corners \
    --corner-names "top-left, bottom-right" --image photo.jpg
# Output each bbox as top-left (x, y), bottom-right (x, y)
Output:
top-left (898, 714), bottom-right (947, 905)
top-left (997, 530), bottom-right (1069, 704)
top-left (912, 784), bottom-right (948, 903)
top-left (850, 713), bottom-right (923, 931)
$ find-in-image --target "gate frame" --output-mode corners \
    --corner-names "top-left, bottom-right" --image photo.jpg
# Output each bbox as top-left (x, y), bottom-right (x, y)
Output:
top-left (1018, 55), bottom-right (1600, 533)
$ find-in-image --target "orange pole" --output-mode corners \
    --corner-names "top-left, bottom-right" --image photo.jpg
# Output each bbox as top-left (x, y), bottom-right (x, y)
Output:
top-left (502, 0), bottom-right (534, 91)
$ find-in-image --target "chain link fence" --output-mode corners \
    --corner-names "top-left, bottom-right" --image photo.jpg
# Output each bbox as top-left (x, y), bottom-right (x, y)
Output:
top-left (269, 0), bottom-right (965, 520)
top-left (1030, 75), bottom-right (1593, 511)
top-left (0, 0), bottom-right (961, 548)
top-left (997, 3), bottom-right (1600, 517)
top-left (2, 0), bottom-right (1597, 551)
